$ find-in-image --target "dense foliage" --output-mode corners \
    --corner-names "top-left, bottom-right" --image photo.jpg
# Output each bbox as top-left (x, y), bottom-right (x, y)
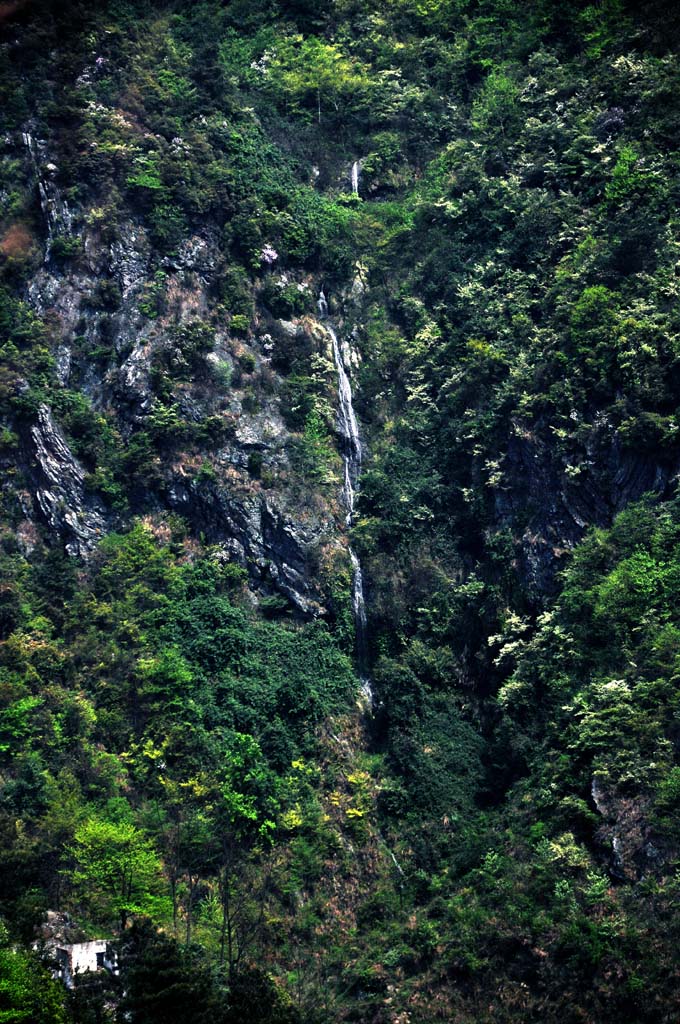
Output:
top-left (1, 0), bottom-right (680, 1020)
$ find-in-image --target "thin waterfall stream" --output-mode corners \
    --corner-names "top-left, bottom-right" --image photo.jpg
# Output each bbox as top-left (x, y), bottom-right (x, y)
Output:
top-left (351, 160), bottom-right (360, 196)
top-left (318, 290), bottom-right (372, 707)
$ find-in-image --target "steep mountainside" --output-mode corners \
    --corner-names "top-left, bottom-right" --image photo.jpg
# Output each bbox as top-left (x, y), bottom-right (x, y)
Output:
top-left (1, 1), bottom-right (680, 1021)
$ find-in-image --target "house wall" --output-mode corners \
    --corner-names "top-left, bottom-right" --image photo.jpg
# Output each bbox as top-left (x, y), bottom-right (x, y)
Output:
top-left (69, 940), bottom-right (108, 976)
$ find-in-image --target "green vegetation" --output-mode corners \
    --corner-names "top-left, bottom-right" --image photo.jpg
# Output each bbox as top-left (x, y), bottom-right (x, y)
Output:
top-left (1, 0), bottom-right (680, 1020)
top-left (0, 923), bottom-right (68, 1024)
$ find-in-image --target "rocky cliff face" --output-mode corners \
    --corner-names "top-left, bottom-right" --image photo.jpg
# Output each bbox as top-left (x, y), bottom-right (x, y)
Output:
top-left (591, 775), bottom-right (674, 883)
top-left (11, 122), bottom-right (679, 627)
top-left (9, 128), bottom-right (360, 617)
top-left (497, 414), bottom-right (679, 601)
top-left (25, 403), bottom-right (106, 557)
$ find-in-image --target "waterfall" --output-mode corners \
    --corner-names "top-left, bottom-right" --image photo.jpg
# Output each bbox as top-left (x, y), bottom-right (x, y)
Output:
top-left (350, 549), bottom-right (370, 693)
top-left (351, 160), bottom-right (360, 196)
top-left (327, 323), bottom-right (361, 523)
top-left (319, 291), bottom-right (372, 704)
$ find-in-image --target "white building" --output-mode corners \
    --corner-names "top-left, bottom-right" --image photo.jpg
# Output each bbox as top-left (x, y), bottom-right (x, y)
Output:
top-left (52, 940), bottom-right (118, 989)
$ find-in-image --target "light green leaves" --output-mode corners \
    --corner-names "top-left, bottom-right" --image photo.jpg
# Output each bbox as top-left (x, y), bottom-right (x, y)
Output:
top-left (68, 817), bottom-right (169, 929)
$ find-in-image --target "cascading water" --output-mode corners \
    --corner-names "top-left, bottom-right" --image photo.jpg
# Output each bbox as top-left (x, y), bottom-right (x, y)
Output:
top-left (351, 160), bottom-right (360, 196)
top-left (319, 290), bottom-right (372, 706)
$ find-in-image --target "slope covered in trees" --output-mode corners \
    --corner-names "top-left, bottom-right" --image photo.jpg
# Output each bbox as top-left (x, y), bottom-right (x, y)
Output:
top-left (1, 0), bottom-right (680, 1021)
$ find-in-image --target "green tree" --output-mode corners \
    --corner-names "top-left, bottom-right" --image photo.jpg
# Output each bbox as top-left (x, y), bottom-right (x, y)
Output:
top-left (117, 919), bottom-right (228, 1024)
top-left (605, 145), bottom-right (658, 204)
top-left (471, 70), bottom-right (520, 150)
top-left (206, 734), bottom-right (278, 975)
top-left (266, 35), bottom-right (372, 124)
top-left (224, 967), bottom-right (300, 1024)
top-left (300, 407), bottom-right (334, 482)
top-left (68, 818), bottom-right (169, 931)
top-left (0, 923), bottom-right (68, 1024)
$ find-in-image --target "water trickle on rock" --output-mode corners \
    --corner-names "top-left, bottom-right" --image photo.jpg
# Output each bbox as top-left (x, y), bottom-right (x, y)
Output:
top-left (319, 290), bottom-right (372, 705)
top-left (351, 160), bottom-right (360, 196)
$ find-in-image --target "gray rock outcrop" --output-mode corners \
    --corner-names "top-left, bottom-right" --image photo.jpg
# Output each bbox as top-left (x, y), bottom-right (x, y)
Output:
top-left (28, 404), bottom-right (106, 556)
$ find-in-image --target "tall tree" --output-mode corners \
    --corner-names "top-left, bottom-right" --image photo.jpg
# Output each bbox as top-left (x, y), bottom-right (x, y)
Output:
top-left (67, 818), bottom-right (169, 931)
